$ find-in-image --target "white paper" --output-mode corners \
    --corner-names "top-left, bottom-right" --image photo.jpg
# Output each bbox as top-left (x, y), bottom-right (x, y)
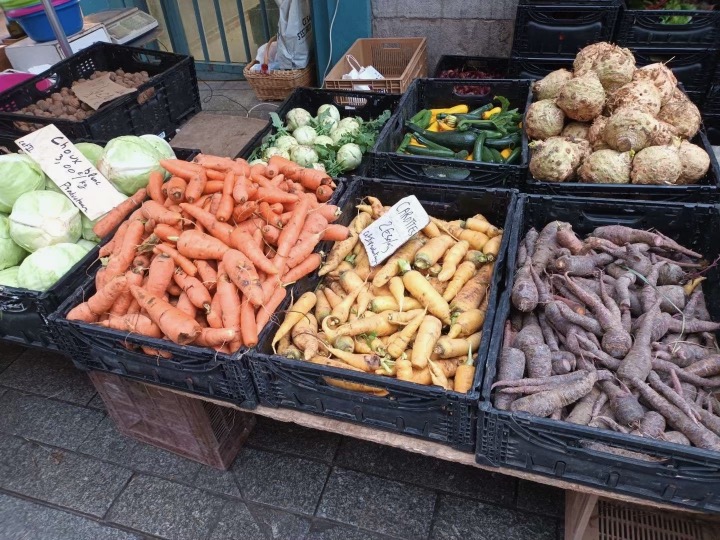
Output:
top-left (16, 125), bottom-right (126, 221)
top-left (359, 196), bottom-right (430, 267)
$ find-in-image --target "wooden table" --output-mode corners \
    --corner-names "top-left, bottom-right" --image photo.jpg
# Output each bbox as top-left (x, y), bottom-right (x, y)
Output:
top-left (152, 385), bottom-right (719, 540)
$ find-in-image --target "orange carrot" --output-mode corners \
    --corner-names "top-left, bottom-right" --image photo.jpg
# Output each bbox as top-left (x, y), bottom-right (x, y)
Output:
top-left (277, 195), bottom-right (310, 258)
top-left (222, 249), bottom-right (264, 306)
top-left (87, 275), bottom-right (128, 315)
top-left (178, 202), bottom-right (233, 243)
top-left (207, 292), bottom-right (223, 329)
top-left (101, 313), bottom-right (162, 338)
top-left (175, 291), bottom-right (197, 318)
top-left (176, 230), bottom-right (230, 260)
top-left (185, 169), bottom-right (208, 203)
top-left (217, 265), bottom-right (241, 330)
top-left (216, 170), bottom-right (235, 222)
top-left (315, 204), bottom-right (341, 223)
top-left (110, 267), bottom-right (145, 316)
top-left (250, 163), bottom-right (268, 177)
top-left (287, 232), bottom-right (323, 268)
top-left (105, 219), bottom-right (144, 280)
top-left (232, 201), bottom-right (257, 224)
top-left (147, 171), bottom-right (165, 205)
top-left (229, 229), bottom-right (278, 275)
top-left (132, 252), bottom-right (151, 269)
top-left (164, 176), bottom-right (187, 202)
top-left (316, 185), bottom-right (333, 203)
top-left (269, 202), bottom-right (284, 214)
top-left (322, 224), bottom-right (351, 241)
top-left (145, 253), bottom-right (175, 298)
top-left (141, 200), bottom-right (182, 226)
top-left (298, 213), bottom-right (328, 240)
top-left (267, 155), bottom-right (301, 177)
top-left (203, 180), bottom-right (225, 194)
top-left (194, 327), bottom-right (237, 347)
top-left (154, 224), bottom-right (182, 243)
top-left (196, 260), bottom-right (218, 292)
top-left (93, 188), bottom-right (147, 238)
top-left (256, 186), bottom-right (299, 205)
top-left (130, 285), bottom-right (201, 344)
top-left (67, 302), bottom-right (97, 322)
top-left (257, 201), bottom-right (282, 228)
top-left (205, 169), bottom-right (226, 181)
top-left (233, 175), bottom-right (250, 203)
top-left (195, 154), bottom-right (234, 170)
top-left (233, 158), bottom-right (250, 177)
top-left (209, 192), bottom-right (222, 215)
top-left (240, 297), bottom-right (258, 346)
top-left (173, 270), bottom-right (212, 311)
top-left (160, 159), bottom-right (203, 179)
top-left (256, 286), bottom-right (287, 331)
top-left (262, 224), bottom-right (280, 244)
top-left (292, 167), bottom-right (330, 191)
top-left (283, 253), bottom-right (322, 284)
top-left (99, 239), bottom-right (115, 258)
top-left (155, 244), bottom-right (198, 276)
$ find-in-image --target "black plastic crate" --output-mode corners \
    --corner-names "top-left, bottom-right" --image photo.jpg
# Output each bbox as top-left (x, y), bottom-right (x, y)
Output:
top-left (631, 46), bottom-right (718, 94)
top-left (512, 3), bottom-right (621, 57)
top-left (52, 277), bottom-right (257, 407)
top-left (247, 177), bottom-right (517, 451)
top-left (525, 126), bottom-right (720, 202)
top-left (615, 1), bottom-right (720, 48)
top-left (371, 79), bottom-right (531, 186)
top-left (0, 42), bottom-right (200, 141)
top-left (703, 114), bottom-right (720, 144)
top-left (704, 67), bottom-right (720, 115)
top-left (477, 193), bottom-right (720, 512)
top-left (508, 56), bottom-right (574, 80)
top-left (433, 56), bottom-right (510, 78)
top-left (0, 146), bottom-right (199, 351)
top-left (235, 87), bottom-right (402, 177)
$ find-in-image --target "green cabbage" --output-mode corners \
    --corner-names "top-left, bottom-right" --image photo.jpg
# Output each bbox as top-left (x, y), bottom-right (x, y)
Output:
top-left (0, 154), bottom-right (46, 213)
top-left (44, 178), bottom-right (63, 194)
top-left (9, 191), bottom-right (81, 252)
top-left (140, 134), bottom-right (176, 163)
top-left (17, 242), bottom-right (87, 291)
top-left (76, 238), bottom-right (98, 252)
top-left (75, 142), bottom-right (105, 168)
top-left (81, 213), bottom-right (101, 242)
top-left (0, 266), bottom-right (19, 287)
top-left (0, 214), bottom-right (27, 270)
top-left (97, 136), bottom-right (165, 195)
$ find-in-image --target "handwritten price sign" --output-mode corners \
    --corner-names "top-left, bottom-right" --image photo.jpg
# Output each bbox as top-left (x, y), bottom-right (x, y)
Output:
top-left (16, 125), bottom-right (126, 220)
top-left (359, 195), bottom-right (430, 267)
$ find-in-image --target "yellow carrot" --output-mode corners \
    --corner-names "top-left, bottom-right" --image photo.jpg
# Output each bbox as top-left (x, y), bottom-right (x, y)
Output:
top-left (402, 269), bottom-right (451, 325)
top-left (272, 292), bottom-right (317, 351)
top-left (442, 260), bottom-right (477, 302)
top-left (434, 331), bottom-right (482, 358)
top-left (411, 315), bottom-right (442, 368)
top-left (448, 308), bottom-right (486, 338)
top-left (387, 310), bottom-right (426, 358)
top-left (438, 240), bottom-right (470, 282)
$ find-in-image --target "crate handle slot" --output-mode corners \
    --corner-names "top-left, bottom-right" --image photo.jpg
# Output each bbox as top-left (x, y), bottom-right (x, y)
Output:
top-left (580, 210), bottom-right (644, 227)
top-left (130, 52), bottom-right (163, 68)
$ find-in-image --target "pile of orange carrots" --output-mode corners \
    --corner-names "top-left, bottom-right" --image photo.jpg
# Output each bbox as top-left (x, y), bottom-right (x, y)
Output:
top-left (66, 154), bottom-right (349, 357)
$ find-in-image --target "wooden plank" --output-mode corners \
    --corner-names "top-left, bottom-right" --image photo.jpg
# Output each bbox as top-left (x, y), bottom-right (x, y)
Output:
top-left (565, 492), bottom-right (598, 540)
top-left (151, 383), bottom-right (705, 515)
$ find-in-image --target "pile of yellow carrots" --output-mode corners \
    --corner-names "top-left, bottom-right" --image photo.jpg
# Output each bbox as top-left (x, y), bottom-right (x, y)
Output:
top-left (272, 196), bottom-right (503, 394)
top-left (66, 154), bottom-right (346, 357)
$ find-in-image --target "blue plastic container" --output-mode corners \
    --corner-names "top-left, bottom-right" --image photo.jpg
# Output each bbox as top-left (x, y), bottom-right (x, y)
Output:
top-left (9, 0), bottom-right (83, 43)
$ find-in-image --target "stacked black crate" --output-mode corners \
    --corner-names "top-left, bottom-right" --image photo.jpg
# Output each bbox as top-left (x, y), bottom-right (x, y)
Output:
top-left (614, 1), bottom-right (720, 108)
top-left (507, 0), bottom-right (621, 79)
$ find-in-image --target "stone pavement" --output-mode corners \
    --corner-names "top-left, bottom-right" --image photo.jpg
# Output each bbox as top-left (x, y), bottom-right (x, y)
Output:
top-left (0, 344), bottom-right (565, 540)
top-left (198, 80), bottom-right (278, 120)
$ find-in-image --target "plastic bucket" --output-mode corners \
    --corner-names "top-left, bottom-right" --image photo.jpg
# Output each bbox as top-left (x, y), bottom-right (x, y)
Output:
top-left (8, 0), bottom-right (83, 43)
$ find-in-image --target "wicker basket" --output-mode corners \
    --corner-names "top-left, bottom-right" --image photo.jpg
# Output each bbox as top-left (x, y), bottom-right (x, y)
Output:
top-left (244, 37), bottom-right (315, 101)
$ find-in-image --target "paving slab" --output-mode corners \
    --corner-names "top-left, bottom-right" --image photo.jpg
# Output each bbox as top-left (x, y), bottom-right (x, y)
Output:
top-left (86, 393), bottom-right (105, 411)
top-left (429, 494), bottom-right (558, 540)
top-left (336, 439), bottom-right (517, 506)
top-left (0, 389), bottom-right (104, 450)
top-left (306, 521), bottom-right (396, 540)
top-left (233, 447), bottom-right (330, 515)
top-left (0, 349), bottom-right (95, 405)
top-left (247, 416), bottom-right (341, 463)
top-left (0, 343), bottom-right (26, 373)
top-left (193, 464), bottom-right (242, 498)
top-left (211, 501), bottom-right (313, 540)
top-left (107, 474), bottom-right (226, 540)
top-left (77, 415), bottom-right (138, 464)
top-left (0, 493), bottom-right (141, 540)
top-left (317, 467), bottom-right (436, 539)
top-left (516, 480), bottom-right (565, 519)
top-left (2, 440), bottom-right (132, 517)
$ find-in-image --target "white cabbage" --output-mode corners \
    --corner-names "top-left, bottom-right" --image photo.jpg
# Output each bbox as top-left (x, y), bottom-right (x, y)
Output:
top-left (0, 154), bottom-right (46, 212)
top-left (0, 214), bottom-right (27, 270)
top-left (9, 191), bottom-right (81, 252)
top-left (97, 136), bottom-right (165, 195)
top-left (74, 142), bottom-right (104, 168)
top-left (0, 266), bottom-right (20, 287)
top-left (17, 242), bottom-right (87, 291)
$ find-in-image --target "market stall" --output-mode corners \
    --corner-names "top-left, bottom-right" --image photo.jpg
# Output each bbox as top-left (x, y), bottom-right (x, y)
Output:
top-left (2, 0), bottom-right (720, 537)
